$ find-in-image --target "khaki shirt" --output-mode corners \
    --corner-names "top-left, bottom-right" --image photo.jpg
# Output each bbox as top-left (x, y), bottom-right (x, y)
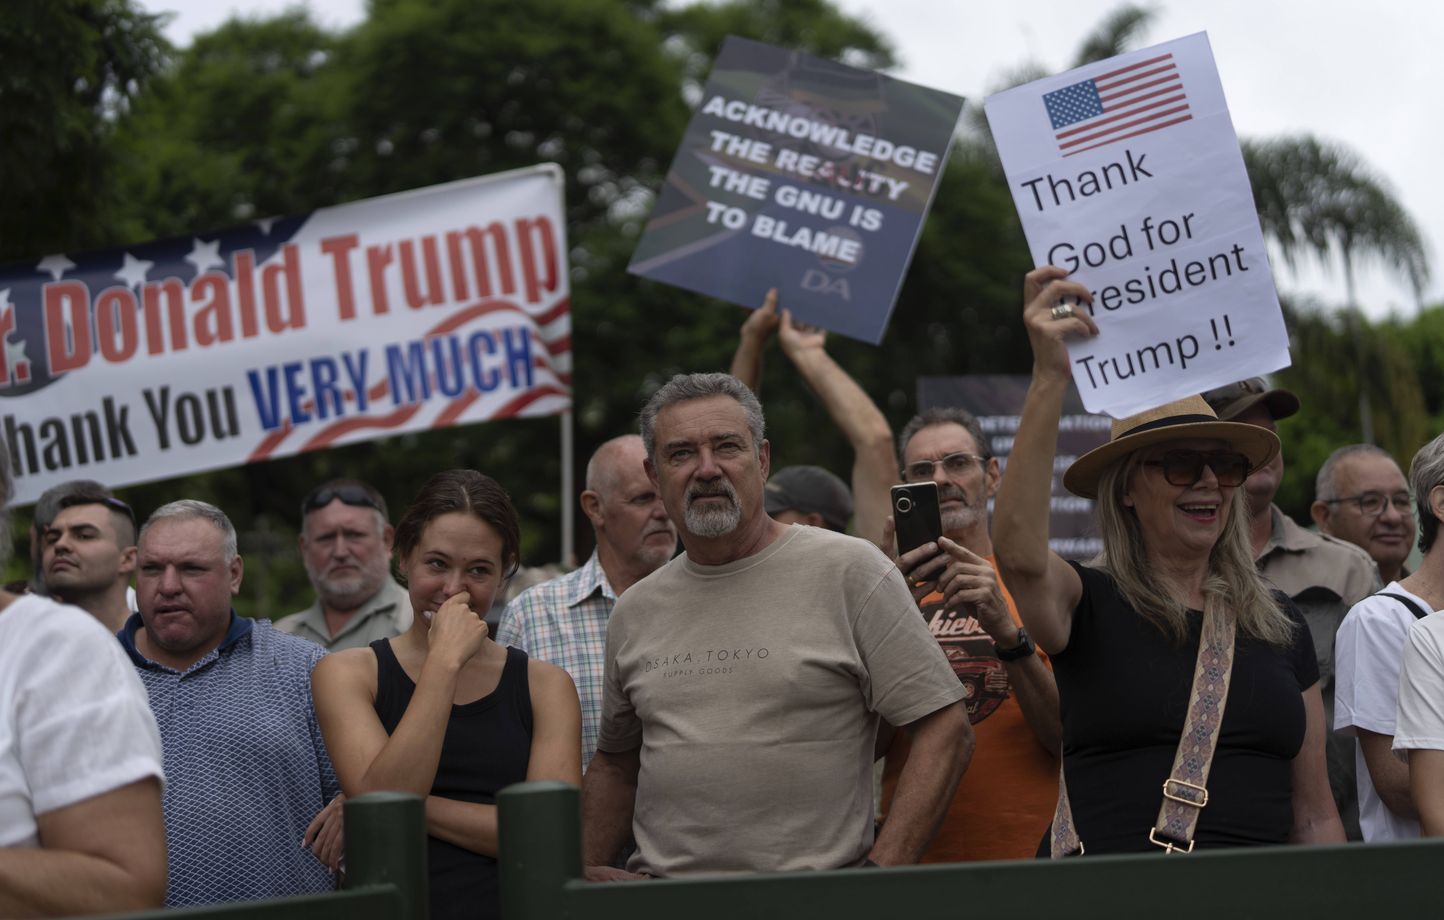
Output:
top-left (1257, 504), bottom-right (1379, 839)
top-left (274, 577), bottom-right (413, 652)
top-left (1259, 506), bottom-right (1380, 682)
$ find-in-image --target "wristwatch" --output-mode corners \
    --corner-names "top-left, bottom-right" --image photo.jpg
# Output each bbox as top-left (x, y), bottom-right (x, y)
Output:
top-left (995, 627), bottom-right (1036, 662)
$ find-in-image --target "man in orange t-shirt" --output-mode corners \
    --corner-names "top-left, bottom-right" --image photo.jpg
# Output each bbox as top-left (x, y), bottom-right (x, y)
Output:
top-left (884, 408), bottom-right (1060, 861)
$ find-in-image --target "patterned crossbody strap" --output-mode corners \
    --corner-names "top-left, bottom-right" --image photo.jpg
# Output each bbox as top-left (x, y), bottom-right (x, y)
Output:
top-left (1050, 603), bottom-right (1237, 857)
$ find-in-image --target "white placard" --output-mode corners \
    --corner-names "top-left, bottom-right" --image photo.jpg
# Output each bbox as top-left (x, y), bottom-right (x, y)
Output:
top-left (984, 33), bottom-right (1290, 418)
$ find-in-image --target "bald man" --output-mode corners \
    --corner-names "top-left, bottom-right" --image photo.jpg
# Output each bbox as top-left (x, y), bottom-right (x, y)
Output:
top-left (499, 435), bottom-right (678, 766)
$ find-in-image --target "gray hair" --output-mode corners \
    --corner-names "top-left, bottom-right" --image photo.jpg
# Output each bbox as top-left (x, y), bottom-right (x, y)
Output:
top-left (140, 499), bottom-right (239, 562)
top-left (898, 407), bottom-right (991, 465)
top-left (639, 373), bottom-right (765, 461)
top-left (1315, 443), bottom-right (1397, 501)
top-left (1411, 433), bottom-right (1444, 554)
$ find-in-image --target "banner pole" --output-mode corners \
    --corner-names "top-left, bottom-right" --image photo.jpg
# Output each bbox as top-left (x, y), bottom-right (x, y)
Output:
top-left (560, 409), bottom-right (575, 568)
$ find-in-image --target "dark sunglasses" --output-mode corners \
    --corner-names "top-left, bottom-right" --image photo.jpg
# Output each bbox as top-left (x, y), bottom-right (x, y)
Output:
top-left (57, 494), bottom-right (137, 530)
top-left (1141, 450), bottom-right (1252, 487)
top-left (302, 484), bottom-right (384, 516)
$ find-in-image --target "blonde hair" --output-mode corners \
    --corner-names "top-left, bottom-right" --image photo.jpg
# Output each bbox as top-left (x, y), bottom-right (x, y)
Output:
top-left (1092, 451), bottom-right (1295, 647)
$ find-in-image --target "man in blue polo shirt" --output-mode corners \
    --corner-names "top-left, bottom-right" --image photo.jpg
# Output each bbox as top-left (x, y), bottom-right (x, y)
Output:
top-left (120, 499), bottom-right (342, 906)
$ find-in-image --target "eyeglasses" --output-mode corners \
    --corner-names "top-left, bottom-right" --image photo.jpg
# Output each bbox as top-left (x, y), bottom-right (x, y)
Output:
top-left (903, 452), bottom-right (986, 483)
top-left (1140, 450), bottom-right (1252, 487)
top-left (1323, 491), bottom-right (1412, 517)
top-left (302, 484), bottom-right (385, 516)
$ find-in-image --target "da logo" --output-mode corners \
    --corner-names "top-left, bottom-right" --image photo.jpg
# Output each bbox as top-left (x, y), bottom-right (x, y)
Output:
top-left (800, 269), bottom-right (851, 300)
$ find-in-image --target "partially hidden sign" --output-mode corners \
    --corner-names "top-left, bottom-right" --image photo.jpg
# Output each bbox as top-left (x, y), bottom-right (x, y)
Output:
top-left (0, 166), bottom-right (571, 504)
top-left (985, 33), bottom-right (1290, 418)
top-left (629, 36), bottom-right (964, 344)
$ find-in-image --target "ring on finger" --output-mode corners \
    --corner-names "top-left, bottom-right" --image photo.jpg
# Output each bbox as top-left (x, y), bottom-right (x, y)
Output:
top-left (1050, 303), bottom-right (1074, 320)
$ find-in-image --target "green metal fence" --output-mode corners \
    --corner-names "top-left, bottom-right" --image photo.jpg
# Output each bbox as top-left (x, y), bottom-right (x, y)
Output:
top-left (91, 792), bottom-right (427, 920)
top-left (498, 780), bottom-right (1444, 920)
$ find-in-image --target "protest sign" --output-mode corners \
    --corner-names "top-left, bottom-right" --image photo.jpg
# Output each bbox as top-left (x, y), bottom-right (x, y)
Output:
top-left (984, 33), bottom-right (1290, 418)
top-left (919, 375), bottom-right (1108, 560)
top-left (0, 165), bottom-right (570, 505)
top-left (628, 36), bottom-right (964, 344)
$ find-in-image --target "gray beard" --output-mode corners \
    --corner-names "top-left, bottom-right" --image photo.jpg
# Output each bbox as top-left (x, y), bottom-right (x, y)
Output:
top-left (684, 482), bottom-right (741, 538)
top-left (308, 566), bottom-right (385, 608)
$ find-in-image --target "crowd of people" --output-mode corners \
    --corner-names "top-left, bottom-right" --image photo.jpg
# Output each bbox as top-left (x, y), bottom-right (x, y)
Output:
top-left (7, 270), bottom-right (1444, 916)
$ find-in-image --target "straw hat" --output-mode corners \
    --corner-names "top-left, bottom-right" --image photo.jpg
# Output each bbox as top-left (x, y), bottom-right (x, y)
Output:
top-left (1063, 395), bottom-right (1280, 499)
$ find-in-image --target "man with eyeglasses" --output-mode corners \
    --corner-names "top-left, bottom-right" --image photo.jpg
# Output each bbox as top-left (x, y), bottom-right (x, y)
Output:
top-left (1203, 378), bottom-right (1379, 841)
top-left (40, 488), bottom-right (139, 633)
top-left (881, 407), bottom-right (1060, 862)
top-left (1312, 444), bottom-right (1416, 585)
top-left (275, 479), bottom-right (412, 651)
top-left (1333, 434), bottom-right (1442, 842)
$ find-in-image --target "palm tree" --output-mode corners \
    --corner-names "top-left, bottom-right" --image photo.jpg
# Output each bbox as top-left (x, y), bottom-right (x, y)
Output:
top-left (1243, 136), bottom-right (1429, 305)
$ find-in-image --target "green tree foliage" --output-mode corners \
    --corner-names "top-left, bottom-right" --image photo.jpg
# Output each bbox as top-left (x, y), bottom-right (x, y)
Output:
top-left (0, 0), bottom-right (169, 261)
top-left (1274, 299), bottom-right (1433, 516)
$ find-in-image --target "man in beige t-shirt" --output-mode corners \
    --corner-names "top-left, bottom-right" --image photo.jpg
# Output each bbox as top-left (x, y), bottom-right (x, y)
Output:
top-left (581, 373), bottom-right (969, 878)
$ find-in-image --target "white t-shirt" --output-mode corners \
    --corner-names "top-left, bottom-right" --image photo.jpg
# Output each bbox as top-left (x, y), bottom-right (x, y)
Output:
top-left (0, 594), bottom-right (164, 847)
top-left (1395, 613), bottom-right (1444, 753)
top-left (1334, 582), bottom-right (1429, 841)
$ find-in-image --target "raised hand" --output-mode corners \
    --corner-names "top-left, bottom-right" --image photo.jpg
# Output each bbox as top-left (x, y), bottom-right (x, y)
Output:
top-left (740, 288), bottom-right (781, 344)
top-left (1022, 265), bottom-right (1098, 380)
top-left (778, 307), bottom-right (827, 358)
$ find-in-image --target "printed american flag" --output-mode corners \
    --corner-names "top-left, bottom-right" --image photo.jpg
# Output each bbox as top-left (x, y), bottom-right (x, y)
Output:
top-left (1043, 53), bottom-right (1191, 157)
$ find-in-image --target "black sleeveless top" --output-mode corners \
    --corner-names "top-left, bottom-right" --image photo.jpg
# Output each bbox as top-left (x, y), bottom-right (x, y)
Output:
top-left (371, 640), bottom-right (533, 920)
top-left (1050, 563), bottom-right (1319, 854)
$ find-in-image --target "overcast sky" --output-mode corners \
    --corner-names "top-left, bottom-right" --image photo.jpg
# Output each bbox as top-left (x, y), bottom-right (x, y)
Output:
top-left (142, 0), bottom-right (1441, 319)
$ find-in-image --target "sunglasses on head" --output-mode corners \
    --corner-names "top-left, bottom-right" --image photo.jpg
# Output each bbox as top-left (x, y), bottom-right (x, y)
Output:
top-left (57, 494), bottom-right (137, 530)
top-left (302, 484), bottom-right (384, 516)
top-left (1141, 450), bottom-right (1252, 487)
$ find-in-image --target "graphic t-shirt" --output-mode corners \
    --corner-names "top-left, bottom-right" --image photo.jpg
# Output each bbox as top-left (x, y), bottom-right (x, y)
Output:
top-left (597, 525), bottom-right (964, 876)
top-left (880, 556), bottom-right (1059, 861)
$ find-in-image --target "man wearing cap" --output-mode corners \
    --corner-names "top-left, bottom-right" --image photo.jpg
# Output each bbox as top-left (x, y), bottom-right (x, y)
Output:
top-left (40, 488), bottom-right (139, 633)
top-left (499, 435), bottom-right (678, 767)
top-left (1311, 444), bottom-right (1415, 586)
top-left (882, 407), bottom-right (1061, 861)
top-left (276, 479), bottom-right (411, 652)
top-left (764, 465), bottom-right (854, 532)
top-left (1203, 377), bottom-right (1379, 840)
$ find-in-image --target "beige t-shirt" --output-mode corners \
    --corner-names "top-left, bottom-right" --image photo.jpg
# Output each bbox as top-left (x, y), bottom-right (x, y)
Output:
top-left (597, 525), bottom-right (964, 876)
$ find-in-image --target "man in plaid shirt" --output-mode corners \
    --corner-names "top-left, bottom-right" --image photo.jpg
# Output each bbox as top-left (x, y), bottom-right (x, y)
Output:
top-left (499, 435), bottom-right (678, 766)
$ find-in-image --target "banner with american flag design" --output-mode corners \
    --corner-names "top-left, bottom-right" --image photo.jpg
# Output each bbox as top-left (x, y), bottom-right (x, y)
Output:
top-left (983, 33), bottom-right (1290, 419)
top-left (0, 165), bottom-right (571, 504)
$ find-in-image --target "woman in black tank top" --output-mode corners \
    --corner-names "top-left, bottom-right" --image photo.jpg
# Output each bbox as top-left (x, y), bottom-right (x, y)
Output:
top-left (993, 268), bottom-right (1345, 854)
top-left (312, 471), bottom-right (582, 920)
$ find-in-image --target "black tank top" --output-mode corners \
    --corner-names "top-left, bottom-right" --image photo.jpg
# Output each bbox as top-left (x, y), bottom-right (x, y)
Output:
top-left (370, 640), bottom-right (532, 920)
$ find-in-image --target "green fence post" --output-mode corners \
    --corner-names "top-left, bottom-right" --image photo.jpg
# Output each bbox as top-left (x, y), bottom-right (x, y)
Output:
top-left (343, 792), bottom-right (428, 920)
top-left (498, 781), bottom-right (581, 920)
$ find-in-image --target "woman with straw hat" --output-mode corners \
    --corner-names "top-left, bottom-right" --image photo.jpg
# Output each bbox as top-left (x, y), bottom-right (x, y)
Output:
top-left (993, 266), bottom-right (1344, 854)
